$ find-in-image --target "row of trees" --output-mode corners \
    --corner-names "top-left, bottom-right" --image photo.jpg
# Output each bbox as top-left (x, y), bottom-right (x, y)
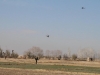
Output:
top-left (24, 47), bottom-right (98, 61)
top-left (23, 47), bottom-right (78, 60)
top-left (45, 50), bottom-right (62, 60)
top-left (77, 48), bottom-right (96, 59)
top-left (0, 48), bottom-right (18, 59)
top-left (1, 46), bottom-right (99, 61)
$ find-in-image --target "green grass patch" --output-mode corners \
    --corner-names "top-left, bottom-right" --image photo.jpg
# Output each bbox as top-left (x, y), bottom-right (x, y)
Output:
top-left (0, 62), bottom-right (100, 74)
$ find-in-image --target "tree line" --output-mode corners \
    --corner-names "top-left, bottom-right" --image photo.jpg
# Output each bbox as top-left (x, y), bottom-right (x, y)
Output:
top-left (0, 46), bottom-right (100, 61)
top-left (0, 48), bottom-right (18, 59)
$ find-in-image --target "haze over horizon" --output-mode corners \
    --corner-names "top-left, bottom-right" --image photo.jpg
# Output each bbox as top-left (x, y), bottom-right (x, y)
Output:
top-left (0, 0), bottom-right (100, 55)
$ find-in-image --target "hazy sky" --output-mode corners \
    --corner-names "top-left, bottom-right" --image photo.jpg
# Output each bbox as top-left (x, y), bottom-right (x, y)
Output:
top-left (0, 0), bottom-right (100, 55)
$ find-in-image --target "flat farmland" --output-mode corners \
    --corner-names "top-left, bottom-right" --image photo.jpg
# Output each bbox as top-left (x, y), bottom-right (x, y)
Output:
top-left (0, 58), bottom-right (100, 75)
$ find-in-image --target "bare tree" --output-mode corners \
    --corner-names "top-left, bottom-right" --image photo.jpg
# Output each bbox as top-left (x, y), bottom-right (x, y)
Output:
top-left (24, 46), bottom-right (44, 59)
top-left (0, 48), bottom-right (3, 58)
top-left (56, 50), bottom-right (62, 60)
top-left (35, 56), bottom-right (38, 64)
top-left (5, 50), bottom-right (11, 58)
top-left (14, 53), bottom-right (19, 58)
top-left (24, 51), bottom-right (32, 59)
top-left (11, 50), bottom-right (14, 58)
top-left (45, 50), bottom-right (51, 59)
top-left (96, 52), bottom-right (100, 60)
top-left (63, 54), bottom-right (68, 60)
top-left (10, 50), bottom-right (18, 58)
top-left (77, 48), bottom-right (96, 60)
top-left (3, 52), bottom-right (7, 59)
top-left (72, 54), bottom-right (77, 60)
top-left (58, 55), bottom-right (61, 60)
top-left (31, 46), bottom-right (43, 59)
top-left (67, 47), bottom-right (71, 58)
top-left (49, 50), bottom-right (62, 60)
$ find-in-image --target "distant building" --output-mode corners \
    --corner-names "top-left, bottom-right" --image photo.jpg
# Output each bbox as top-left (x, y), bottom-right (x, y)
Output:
top-left (87, 57), bottom-right (93, 61)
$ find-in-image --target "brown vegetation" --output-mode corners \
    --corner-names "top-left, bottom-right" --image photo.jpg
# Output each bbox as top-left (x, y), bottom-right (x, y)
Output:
top-left (0, 68), bottom-right (99, 75)
top-left (0, 58), bottom-right (100, 67)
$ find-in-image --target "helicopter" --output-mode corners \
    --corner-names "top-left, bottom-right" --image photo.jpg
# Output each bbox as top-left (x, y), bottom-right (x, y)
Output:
top-left (46, 35), bottom-right (49, 37)
top-left (82, 7), bottom-right (85, 9)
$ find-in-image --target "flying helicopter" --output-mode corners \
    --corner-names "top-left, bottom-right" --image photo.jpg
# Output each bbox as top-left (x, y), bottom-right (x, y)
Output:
top-left (46, 35), bottom-right (49, 37)
top-left (82, 7), bottom-right (85, 9)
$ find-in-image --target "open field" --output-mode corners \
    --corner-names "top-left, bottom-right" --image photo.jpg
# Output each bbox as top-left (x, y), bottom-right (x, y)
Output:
top-left (0, 58), bottom-right (100, 75)
top-left (1, 68), bottom-right (99, 75)
top-left (0, 58), bottom-right (100, 67)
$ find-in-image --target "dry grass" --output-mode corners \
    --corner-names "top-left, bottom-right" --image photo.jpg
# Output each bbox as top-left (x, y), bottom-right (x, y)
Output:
top-left (0, 58), bottom-right (100, 67)
top-left (0, 68), bottom-right (99, 75)
top-left (0, 58), bottom-right (100, 75)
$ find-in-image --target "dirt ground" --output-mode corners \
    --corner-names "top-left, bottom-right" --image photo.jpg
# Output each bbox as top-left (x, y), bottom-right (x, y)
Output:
top-left (0, 58), bottom-right (100, 67)
top-left (0, 68), bottom-right (99, 75)
top-left (0, 58), bottom-right (100, 75)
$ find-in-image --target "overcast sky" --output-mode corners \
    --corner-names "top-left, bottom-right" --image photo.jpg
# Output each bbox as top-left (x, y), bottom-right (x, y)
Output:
top-left (0, 0), bottom-right (100, 55)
